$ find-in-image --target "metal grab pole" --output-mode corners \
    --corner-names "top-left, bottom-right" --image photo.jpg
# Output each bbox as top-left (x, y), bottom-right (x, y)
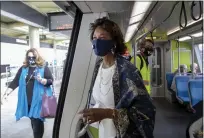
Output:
top-left (177, 41), bottom-right (181, 75)
top-left (191, 36), bottom-right (195, 79)
top-left (134, 42), bottom-right (138, 66)
top-left (202, 43), bottom-right (203, 73)
top-left (133, 40), bottom-right (137, 66)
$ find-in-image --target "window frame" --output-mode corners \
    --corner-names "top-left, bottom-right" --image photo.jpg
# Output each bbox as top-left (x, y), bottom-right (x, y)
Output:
top-left (194, 43), bottom-right (203, 73)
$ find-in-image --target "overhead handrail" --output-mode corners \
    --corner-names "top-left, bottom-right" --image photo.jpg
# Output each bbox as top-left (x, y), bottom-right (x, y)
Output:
top-left (191, 1), bottom-right (202, 21)
top-left (175, 9), bottom-right (186, 75)
top-left (135, 1), bottom-right (202, 43)
top-left (179, 1), bottom-right (188, 29)
top-left (135, 1), bottom-right (180, 42)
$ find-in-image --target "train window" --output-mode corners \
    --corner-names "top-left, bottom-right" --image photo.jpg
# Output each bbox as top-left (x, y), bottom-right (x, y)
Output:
top-left (151, 47), bottom-right (162, 86)
top-left (198, 44), bottom-right (203, 54)
top-left (196, 44), bottom-right (203, 72)
top-left (172, 50), bottom-right (192, 72)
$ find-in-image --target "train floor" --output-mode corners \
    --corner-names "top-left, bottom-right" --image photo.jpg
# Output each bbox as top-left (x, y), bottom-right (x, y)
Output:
top-left (153, 97), bottom-right (191, 138)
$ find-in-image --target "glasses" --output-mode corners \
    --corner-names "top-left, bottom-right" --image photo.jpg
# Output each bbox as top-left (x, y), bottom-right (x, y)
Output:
top-left (27, 56), bottom-right (36, 59)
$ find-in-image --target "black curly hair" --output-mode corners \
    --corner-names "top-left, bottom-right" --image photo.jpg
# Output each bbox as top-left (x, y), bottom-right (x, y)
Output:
top-left (90, 17), bottom-right (127, 55)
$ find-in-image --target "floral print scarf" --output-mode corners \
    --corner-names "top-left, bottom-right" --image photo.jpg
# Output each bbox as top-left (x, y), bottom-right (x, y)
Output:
top-left (89, 55), bottom-right (156, 138)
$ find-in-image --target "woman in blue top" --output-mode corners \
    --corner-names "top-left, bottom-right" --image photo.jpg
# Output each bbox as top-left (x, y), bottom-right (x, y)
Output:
top-left (2, 48), bottom-right (53, 138)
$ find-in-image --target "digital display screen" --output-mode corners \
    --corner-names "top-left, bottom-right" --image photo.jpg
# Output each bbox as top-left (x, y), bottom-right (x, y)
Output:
top-left (49, 13), bottom-right (74, 31)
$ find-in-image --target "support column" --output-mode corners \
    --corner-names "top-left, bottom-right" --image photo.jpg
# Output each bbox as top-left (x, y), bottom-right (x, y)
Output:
top-left (29, 26), bottom-right (40, 48)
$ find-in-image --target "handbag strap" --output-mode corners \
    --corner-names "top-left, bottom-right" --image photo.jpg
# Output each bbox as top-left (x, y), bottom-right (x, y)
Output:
top-left (43, 84), bottom-right (55, 96)
top-left (51, 84), bottom-right (55, 96)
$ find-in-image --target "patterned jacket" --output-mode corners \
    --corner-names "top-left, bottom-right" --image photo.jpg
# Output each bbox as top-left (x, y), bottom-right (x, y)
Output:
top-left (89, 55), bottom-right (156, 138)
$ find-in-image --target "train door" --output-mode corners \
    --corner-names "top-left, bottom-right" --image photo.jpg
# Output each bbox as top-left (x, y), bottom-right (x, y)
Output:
top-left (151, 42), bottom-right (166, 97)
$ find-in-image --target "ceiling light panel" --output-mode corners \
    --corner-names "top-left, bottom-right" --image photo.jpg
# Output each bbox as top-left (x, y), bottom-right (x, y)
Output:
top-left (129, 2), bottom-right (151, 24)
top-left (178, 36), bottom-right (191, 41)
top-left (131, 2), bottom-right (151, 17)
top-left (192, 32), bottom-right (202, 37)
top-left (125, 32), bottom-right (133, 42)
top-left (125, 23), bottom-right (139, 42)
top-left (129, 13), bottom-right (145, 25)
top-left (125, 1), bottom-right (152, 42)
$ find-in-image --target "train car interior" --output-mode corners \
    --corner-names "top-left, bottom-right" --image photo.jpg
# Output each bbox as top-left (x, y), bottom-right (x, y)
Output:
top-left (0, 1), bottom-right (203, 138)
top-left (52, 1), bottom-right (203, 138)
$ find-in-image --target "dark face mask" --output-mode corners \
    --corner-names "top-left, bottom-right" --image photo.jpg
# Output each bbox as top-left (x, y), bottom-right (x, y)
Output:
top-left (92, 39), bottom-right (114, 56)
top-left (143, 48), bottom-right (154, 57)
top-left (27, 57), bottom-right (36, 65)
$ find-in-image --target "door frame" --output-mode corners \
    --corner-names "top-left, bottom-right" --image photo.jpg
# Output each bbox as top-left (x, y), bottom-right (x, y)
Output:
top-left (151, 42), bottom-right (166, 97)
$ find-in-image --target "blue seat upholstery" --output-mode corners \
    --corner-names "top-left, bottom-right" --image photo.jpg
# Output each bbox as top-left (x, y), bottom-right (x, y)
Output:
top-left (166, 73), bottom-right (175, 90)
top-left (188, 80), bottom-right (203, 107)
top-left (175, 76), bottom-right (190, 103)
top-left (187, 73), bottom-right (192, 76)
top-left (195, 75), bottom-right (203, 80)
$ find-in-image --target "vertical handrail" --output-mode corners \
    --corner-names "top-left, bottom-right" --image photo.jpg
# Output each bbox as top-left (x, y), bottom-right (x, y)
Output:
top-left (176, 40), bottom-right (181, 75)
top-left (202, 43), bottom-right (203, 73)
top-left (191, 36), bottom-right (195, 79)
top-left (133, 41), bottom-right (138, 66)
top-left (178, 41), bottom-right (180, 75)
top-left (132, 41), bottom-right (135, 66)
top-left (155, 48), bottom-right (158, 85)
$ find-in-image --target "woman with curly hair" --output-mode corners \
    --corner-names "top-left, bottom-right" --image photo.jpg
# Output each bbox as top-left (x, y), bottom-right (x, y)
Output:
top-left (79, 17), bottom-right (156, 138)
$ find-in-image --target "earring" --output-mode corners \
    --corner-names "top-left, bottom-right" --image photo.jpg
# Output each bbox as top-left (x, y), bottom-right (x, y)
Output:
top-left (111, 45), bottom-right (116, 54)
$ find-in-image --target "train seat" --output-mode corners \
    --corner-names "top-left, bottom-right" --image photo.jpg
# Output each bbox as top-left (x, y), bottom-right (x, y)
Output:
top-left (187, 73), bottom-right (192, 76)
top-left (188, 80), bottom-right (203, 107)
top-left (175, 76), bottom-right (190, 103)
top-left (195, 75), bottom-right (203, 80)
top-left (166, 73), bottom-right (175, 90)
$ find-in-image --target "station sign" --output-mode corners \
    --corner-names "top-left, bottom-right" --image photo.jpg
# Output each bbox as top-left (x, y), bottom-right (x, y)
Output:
top-left (48, 12), bottom-right (74, 32)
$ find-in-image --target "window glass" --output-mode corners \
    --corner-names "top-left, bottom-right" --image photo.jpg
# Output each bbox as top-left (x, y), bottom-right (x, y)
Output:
top-left (197, 44), bottom-right (203, 72)
top-left (198, 44), bottom-right (203, 60)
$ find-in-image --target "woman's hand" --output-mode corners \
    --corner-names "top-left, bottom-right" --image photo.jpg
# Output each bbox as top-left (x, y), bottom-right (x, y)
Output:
top-left (36, 73), bottom-right (47, 85)
top-left (40, 78), bottom-right (47, 85)
top-left (1, 93), bottom-right (8, 105)
top-left (78, 108), bottom-right (115, 124)
top-left (1, 88), bottom-right (13, 105)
